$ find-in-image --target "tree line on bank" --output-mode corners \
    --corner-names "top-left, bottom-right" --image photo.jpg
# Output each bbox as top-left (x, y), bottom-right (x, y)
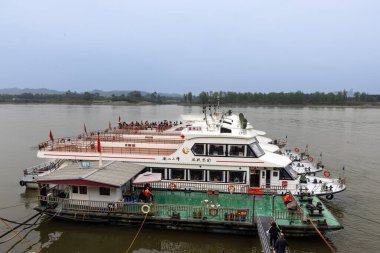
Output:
top-left (185, 91), bottom-right (376, 105)
top-left (0, 90), bottom-right (377, 105)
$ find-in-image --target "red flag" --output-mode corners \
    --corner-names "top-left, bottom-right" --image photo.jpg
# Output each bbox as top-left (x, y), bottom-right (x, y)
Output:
top-left (49, 130), bottom-right (54, 142)
top-left (118, 115), bottom-right (121, 122)
top-left (97, 132), bottom-right (101, 153)
top-left (84, 123), bottom-right (87, 135)
top-left (109, 121), bottom-right (112, 130)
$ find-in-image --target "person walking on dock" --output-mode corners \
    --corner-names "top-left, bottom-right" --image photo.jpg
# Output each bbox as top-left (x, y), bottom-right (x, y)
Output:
top-left (268, 222), bottom-right (280, 249)
top-left (274, 233), bottom-right (288, 253)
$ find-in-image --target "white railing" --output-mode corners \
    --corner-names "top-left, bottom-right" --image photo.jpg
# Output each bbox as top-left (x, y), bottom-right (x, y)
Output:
top-left (134, 181), bottom-right (250, 194)
top-left (38, 195), bottom-right (252, 223)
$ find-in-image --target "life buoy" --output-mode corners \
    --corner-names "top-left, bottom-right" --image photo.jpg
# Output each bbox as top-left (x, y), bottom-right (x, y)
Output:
top-left (141, 204), bottom-right (150, 214)
top-left (108, 202), bottom-right (115, 210)
top-left (323, 170), bottom-right (331, 178)
top-left (19, 180), bottom-right (25, 186)
top-left (227, 184), bottom-right (236, 193)
top-left (326, 194), bottom-right (334, 200)
top-left (294, 147), bottom-right (300, 153)
top-left (169, 182), bottom-right (177, 190)
top-left (283, 194), bottom-right (292, 204)
top-left (209, 208), bottom-right (218, 216)
top-left (308, 156), bottom-right (314, 162)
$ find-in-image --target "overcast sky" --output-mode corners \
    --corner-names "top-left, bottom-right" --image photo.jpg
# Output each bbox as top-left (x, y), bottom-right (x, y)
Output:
top-left (0, 0), bottom-right (379, 94)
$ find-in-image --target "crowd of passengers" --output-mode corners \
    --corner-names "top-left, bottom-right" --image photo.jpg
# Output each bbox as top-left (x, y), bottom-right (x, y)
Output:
top-left (118, 120), bottom-right (182, 131)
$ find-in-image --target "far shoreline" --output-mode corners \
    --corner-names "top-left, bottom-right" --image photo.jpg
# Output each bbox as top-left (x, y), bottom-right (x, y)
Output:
top-left (1, 101), bottom-right (380, 108)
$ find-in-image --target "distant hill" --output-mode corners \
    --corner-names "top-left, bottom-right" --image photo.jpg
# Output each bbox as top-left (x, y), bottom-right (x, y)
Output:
top-left (91, 89), bottom-right (147, 97)
top-left (90, 90), bottom-right (181, 97)
top-left (0, 88), bottom-right (65, 95)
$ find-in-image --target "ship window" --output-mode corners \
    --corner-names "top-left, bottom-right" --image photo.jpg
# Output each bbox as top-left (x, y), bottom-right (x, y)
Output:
top-left (171, 169), bottom-right (185, 180)
top-left (246, 146), bottom-right (256, 157)
top-left (79, 186), bottom-right (87, 195)
top-left (284, 165), bottom-right (297, 179)
top-left (208, 144), bottom-right (226, 156)
top-left (228, 171), bottom-right (246, 183)
top-left (249, 142), bottom-right (265, 157)
top-left (99, 187), bottom-right (110, 196)
top-left (228, 145), bottom-right (245, 157)
top-left (273, 171), bottom-right (278, 177)
top-left (209, 170), bottom-right (224, 183)
top-left (191, 144), bottom-right (206, 156)
top-left (189, 169), bottom-right (204, 181)
top-left (223, 120), bottom-right (232, 125)
top-left (220, 127), bottom-right (232, 133)
top-left (72, 185), bottom-right (78, 194)
top-left (279, 167), bottom-right (293, 180)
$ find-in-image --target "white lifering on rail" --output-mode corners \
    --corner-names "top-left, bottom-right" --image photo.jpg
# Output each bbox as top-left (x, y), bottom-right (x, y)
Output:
top-left (141, 204), bottom-right (150, 214)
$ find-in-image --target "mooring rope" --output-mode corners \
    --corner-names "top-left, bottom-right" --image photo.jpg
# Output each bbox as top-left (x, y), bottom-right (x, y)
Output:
top-left (0, 215), bottom-right (35, 250)
top-left (0, 213), bottom-right (41, 239)
top-left (0, 203), bottom-right (28, 211)
top-left (125, 204), bottom-right (151, 253)
top-left (0, 213), bottom-right (42, 245)
top-left (309, 219), bottom-right (336, 253)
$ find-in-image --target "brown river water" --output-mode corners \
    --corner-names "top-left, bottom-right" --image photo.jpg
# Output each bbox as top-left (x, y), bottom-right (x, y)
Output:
top-left (0, 104), bottom-right (379, 253)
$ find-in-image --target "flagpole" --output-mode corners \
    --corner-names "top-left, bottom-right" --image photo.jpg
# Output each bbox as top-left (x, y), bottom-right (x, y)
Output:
top-left (97, 132), bottom-right (102, 168)
top-left (99, 153), bottom-right (103, 168)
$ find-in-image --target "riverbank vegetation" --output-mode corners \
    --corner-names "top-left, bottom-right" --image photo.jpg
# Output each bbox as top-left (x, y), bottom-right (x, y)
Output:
top-left (0, 90), bottom-right (378, 106)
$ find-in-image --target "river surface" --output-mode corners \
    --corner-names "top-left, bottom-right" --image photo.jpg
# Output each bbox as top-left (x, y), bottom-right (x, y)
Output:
top-left (0, 104), bottom-right (379, 253)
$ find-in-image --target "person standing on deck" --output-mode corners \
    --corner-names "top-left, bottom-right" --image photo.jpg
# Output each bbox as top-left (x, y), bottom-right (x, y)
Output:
top-left (274, 233), bottom-right (288, 253)
top-left (144, 185), bottom-right (154, 202)
top-left (268, 222), bottom-right (280, 249)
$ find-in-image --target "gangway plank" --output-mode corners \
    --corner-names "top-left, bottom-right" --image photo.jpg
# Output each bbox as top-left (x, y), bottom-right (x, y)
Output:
top-left (256, 216), bottom-right (273, 253)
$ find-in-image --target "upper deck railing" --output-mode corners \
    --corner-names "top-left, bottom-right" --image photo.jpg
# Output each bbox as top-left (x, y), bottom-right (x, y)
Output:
top-left (135, 181), bottom-right (250, 194)
top-left (84, 134), bottom-right (184, 145)
top-left (38, 129), bottom-right (180, 156)
top-left (40, 144), bottom-right (177, 156)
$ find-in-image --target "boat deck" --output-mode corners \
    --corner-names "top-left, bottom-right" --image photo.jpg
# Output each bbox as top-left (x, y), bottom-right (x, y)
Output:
top-left (127, 190), bottom-right (341, 227)
top-left (37, 191), bottom-right (342, 235)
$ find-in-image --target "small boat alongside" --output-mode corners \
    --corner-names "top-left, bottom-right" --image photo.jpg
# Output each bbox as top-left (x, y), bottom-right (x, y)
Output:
top-left (20, 159), bottom-right (64, 189)
top-left (301, 174), bottom-right (346, 200)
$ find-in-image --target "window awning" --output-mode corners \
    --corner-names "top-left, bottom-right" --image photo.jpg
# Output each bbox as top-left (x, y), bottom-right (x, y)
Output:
top-left (132, 172), bottom-right (162, 184)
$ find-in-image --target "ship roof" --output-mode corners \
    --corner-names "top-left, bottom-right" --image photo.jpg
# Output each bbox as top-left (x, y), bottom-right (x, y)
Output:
top-left (37, 161), bottom-right (145, 188)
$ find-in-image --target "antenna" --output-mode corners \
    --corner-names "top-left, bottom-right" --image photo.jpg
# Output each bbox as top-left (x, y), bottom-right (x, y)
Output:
top-left (203, 105), bottom-right (209, 126)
